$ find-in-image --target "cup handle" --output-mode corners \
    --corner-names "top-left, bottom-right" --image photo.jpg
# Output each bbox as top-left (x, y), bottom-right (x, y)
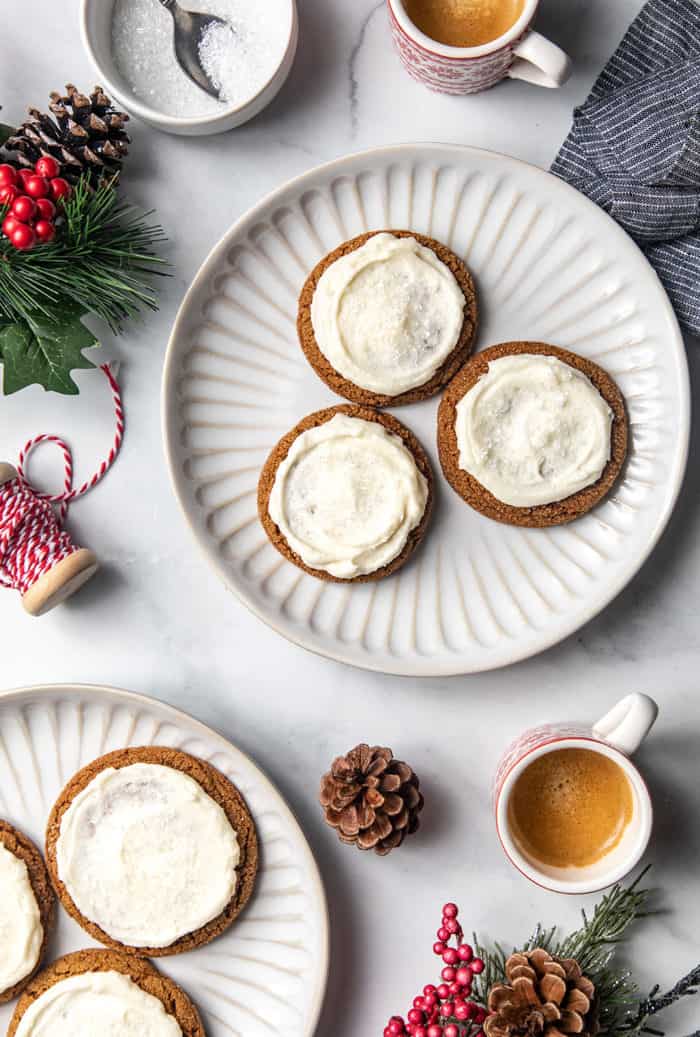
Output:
top-left (592, 693), bottom-right (659, 756)
top-left (507, 31), bottom-right (572, 89)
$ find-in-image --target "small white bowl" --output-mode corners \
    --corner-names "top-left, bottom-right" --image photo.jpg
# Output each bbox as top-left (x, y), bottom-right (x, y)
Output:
top-left (80, 0), bottom-right (298, 136)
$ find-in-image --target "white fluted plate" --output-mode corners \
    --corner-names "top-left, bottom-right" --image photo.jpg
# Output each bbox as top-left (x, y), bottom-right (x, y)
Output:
top-left (163, 144), bottom-right (690, 676)
top-left (0, 684), bottom-right (328, 1037)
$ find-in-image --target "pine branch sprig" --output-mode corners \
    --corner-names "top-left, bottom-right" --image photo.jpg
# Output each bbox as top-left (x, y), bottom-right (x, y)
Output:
top-left (557, 866), bottom-right (652, 974)
top-left (471, 937), bottom-right (507, 1007)
top-left (471, 872), bottom-right (700, 1037)
top-left (471, 871), bottom-right (651, 1015)
top-left (0, 174), bottom-right (168, 333)
top-left (617, 964), bottom-right (700, 1036)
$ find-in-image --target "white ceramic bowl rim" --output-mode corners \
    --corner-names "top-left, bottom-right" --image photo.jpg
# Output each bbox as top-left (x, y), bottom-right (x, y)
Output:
top-left (496, 736), bottom-right (653, 894)
top-left (79, 0), bottom-right (296, 128)
top-left (388, 0), bottom-right (537, 58)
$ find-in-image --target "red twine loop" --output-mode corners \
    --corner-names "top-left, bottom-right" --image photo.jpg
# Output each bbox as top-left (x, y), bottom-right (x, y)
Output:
top-left (0, 364), bottom-right (124, 596)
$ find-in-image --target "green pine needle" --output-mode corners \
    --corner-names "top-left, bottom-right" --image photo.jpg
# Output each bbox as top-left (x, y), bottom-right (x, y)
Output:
top-left (472, 870), bottom-right (700, 1037)
top-left (618, 965), bottom-right (700, 1036)
top-left (0, 175), bottom-right (168, 333)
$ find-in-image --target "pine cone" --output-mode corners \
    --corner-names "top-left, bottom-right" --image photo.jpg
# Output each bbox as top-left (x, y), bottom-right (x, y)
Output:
top-left (5, 85), bottom-right (130, 187)
top-left (484, 949), bottom-right (599, 1037)
top-left (319, 744), bottom-right (424, 855)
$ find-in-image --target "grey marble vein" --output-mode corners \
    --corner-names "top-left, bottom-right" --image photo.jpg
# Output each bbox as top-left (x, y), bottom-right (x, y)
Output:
top-left (348, 0), bottom-right (385, 137)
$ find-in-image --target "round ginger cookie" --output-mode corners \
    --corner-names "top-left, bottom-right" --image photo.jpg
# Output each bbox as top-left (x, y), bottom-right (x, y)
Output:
top-left (8, 948), bottom-right (204, 1037)
top-left (297, 229), bottom-right (478, 407)
top-left (437, 342), bottom-right (628, 527)
top-left (0, 821), bottom-right (55, 1004)
top-left (258, 404), bottom-right (434, 583)
top-left (45, 746), bottom-right (258, 958)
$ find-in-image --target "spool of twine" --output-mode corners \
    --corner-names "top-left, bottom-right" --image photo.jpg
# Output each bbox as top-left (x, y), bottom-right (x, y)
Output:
top-left (0, 364), bottom-right (124, 616)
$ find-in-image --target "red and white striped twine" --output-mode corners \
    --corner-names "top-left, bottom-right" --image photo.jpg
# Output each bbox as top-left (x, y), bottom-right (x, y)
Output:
top-left (0, 364), bottom-right (124, 596)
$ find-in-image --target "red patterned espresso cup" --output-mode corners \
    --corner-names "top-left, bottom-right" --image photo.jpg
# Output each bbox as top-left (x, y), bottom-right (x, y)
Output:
top-left (387, 0), bottom-right (571, 95)
top-left (493, 694), bottom-right (658, 893)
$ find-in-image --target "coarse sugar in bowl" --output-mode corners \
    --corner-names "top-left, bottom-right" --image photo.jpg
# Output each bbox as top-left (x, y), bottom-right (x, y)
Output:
top-left (80, 0), bottom-right (298, 136)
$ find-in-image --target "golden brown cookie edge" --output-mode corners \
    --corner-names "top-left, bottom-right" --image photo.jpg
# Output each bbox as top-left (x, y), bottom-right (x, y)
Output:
top-left (7, 948), bottom-right (204, 1037)
top-left (257, 404), bottom-right (434, 583)
top-left (436, 341), bottom-right (629, 527)
top-left (0, 821), bottom-right (55, 1004)
top-left (45, 746), bottom-right (258, 958)
top-left (297, 229), bottom-right (479, 407)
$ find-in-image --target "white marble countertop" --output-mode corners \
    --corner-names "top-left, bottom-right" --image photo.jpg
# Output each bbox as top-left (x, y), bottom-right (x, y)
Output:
top-left (2, 1), bottom-right (699, 1033)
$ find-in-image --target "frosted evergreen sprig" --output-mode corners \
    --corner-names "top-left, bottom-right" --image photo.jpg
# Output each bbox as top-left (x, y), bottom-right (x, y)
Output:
top-left (472, 870), bottom-right (699, 1037)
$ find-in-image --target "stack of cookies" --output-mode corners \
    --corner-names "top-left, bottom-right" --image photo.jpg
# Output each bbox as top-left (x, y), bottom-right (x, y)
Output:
top-left (257, 229), bottom-right (629, 582)
top-left (0, 747), bottom-right (258, 1037)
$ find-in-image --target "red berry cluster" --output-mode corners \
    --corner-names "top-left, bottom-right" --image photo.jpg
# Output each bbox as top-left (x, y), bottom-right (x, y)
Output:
top-left (385, 904), bottom-right (487, 1037)
top-left (0, 158), bottom-right (72, 252)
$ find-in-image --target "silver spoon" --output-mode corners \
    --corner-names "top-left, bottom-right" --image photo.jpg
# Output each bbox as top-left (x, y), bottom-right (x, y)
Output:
top-left (157, 0), bottom-right (233, 99)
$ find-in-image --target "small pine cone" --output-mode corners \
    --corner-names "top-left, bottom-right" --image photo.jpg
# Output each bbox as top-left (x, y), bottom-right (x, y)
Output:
top-left (319, 744), bottom-right (424, 855)
top-left (6, 84), bottom-right (130, 188)
top-left (484, 949), bottom-right (599, 1037)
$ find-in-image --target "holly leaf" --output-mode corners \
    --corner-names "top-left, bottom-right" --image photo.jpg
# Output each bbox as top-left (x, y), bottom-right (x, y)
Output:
top-left (0, 304), bottom-right (98, 395)
top-left (0, 123), bottom-right (13, 147)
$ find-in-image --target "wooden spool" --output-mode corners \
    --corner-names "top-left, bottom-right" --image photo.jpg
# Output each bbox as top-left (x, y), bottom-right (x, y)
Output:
top-left (0, 463), bottom-right (99, 617)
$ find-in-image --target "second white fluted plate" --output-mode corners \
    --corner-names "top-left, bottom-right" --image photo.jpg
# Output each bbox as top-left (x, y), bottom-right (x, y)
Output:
top-left (163, 144), bottom-right (689, 676)
top-left (0, 684), bottom-right (328, 1037)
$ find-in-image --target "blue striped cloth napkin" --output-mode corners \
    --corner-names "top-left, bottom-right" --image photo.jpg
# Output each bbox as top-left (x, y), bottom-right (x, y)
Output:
top-left (551, 0), bottom-right (700, 337)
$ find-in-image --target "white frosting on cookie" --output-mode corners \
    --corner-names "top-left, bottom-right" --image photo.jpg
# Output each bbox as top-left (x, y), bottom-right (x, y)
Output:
top-left (56, 762), bottom-right (240, 949)
top-left (0, 841), bottom-right (42, 993)
top-left (455, 353), bottom-right (613, 507)
top-left (13, 970), bottom-right (182, 1037)
top-left (310, 233), bottom-right (466, 395)
top-left (268, 413), bottom-right (429, 579)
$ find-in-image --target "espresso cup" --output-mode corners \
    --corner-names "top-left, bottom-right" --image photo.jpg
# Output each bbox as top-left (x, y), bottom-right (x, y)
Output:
top-left (493, 693), bottom-right (658, 894)
top-left (387, 0), bottom-right (572, 95)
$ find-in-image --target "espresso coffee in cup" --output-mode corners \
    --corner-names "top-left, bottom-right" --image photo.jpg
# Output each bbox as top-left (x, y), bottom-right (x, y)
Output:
top-left (403, 0), bottom-right (525, 47)
top-left (492, 694), bottom-right (658, 893)
top-left (507, 748), bottom-right (634, 869)
top-left (388, 0), bottom-right (572, 96)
